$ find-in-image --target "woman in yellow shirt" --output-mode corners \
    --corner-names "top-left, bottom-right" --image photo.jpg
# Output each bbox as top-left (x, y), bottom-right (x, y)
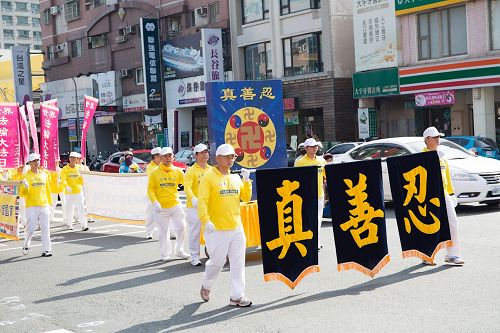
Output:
top-left (20, 153), bottom-right (53, 257)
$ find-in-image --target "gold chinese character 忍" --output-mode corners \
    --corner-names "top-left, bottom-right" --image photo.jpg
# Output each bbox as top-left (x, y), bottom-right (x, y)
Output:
top-left (402, 165), bottom-right (441, 234)
top-left (220, 88), bottom-right (236, 101)
top-left (260, 87), bottom-right (275, 100)
top-left (340, 173), bottom-right (383, 248)
top-left (267, 180), bottom-right (313, 259)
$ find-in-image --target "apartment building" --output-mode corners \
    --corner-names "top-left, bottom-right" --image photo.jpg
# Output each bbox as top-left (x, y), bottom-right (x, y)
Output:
top-left (0, 0), bottom-right (42, 50)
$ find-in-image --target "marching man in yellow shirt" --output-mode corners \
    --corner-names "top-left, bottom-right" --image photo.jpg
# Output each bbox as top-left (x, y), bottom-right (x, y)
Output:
top-left (60, 152), bottom-right (89, 231)
top-left (294, 138), bottom-right (326, 250)
top-left (184, 143), bottom-right (212, 266)
top-left (144, 147), bottom-right (161, 239)
top-left (49, 162), bottom-right (65, 222)
top-left (147, 147), bottom-right (189, 261)
top-left (198, 143), bottom-right (252, 307)
top-left (20, 153), bottom-right (53, 257)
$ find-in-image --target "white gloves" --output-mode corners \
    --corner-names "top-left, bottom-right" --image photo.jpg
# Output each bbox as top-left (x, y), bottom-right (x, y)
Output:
top-left (66, 186), bottom-right (72, 193)
top-left (153, 201), bottom-right (162, 212)
top-left (191, 197), bottom-right (198, 208)
top-left (205, 221), bottom-right (215, 234)
top-left (450, 194), bottom-right (458, 208)
top-left (240, 168), bottom-right (250, 182)
top-left (22, 179), bottom-right (29, 188)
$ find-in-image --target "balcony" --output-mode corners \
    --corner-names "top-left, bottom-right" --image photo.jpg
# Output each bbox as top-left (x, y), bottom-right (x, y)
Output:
top-left (17, 35), bottom-right (30, 40)
top-left (2, 20), bottom-right (14, 25)
top-left (1, 6), bottom-right (13, 11)
top-left (3, 35), bottom-right (14, 40)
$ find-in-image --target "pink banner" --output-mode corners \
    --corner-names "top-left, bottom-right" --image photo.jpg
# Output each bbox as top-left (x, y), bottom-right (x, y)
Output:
top-left (40, 103), bottom-right (59, 171)
top-left (81, 95), bottom-right (99, 162)
top-left (415, 90), bottom-right (455, 107)
top-left (18, 105), bottom-right (29, 165)
top-left (26, 101), bottom-right (39, 154)
top-left (0, 103), bottom-right (20, 168)
top-left (42, 99), bottom-right (59, 160)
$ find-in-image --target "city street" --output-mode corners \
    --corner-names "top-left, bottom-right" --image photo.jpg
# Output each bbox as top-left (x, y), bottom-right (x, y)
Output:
top-left (1, 203), bottom-right (499, 333)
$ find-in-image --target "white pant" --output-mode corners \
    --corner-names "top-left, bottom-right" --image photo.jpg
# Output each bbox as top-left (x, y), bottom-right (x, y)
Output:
top-left (186, 207), bottom-right (202, 260)
top-left (202, 226), bottom-right (246, 300)
top-left (154, 204), bottom-right (186, 258)
top-left (50, 192), bottom-right (66, 221)
top-left (65, 192), bottom-right (87, 229)
top-left (318, 196), bottom-right (324, 245)
top-left (145, 203), bottom-right (157, 236)
top-left (445, 194), bottom-right (461, 257)
top-left (24, 206), bottom-right (51, 252)
top-left (18, 197), bottom-right (26, 226)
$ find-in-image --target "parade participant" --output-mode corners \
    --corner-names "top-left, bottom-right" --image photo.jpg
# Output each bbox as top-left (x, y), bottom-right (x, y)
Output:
top-left (49, 162), bottom-right (65, 222)
top-left (119, 151), bottom-right (134, 173)
top-left (7, 165), bottom-right (27, 227)
top-left (144, 147), bottom-right (161, 239)
top-left (61, 152), bottom-right (89, 231)
top-left (294, 138), bottom-right (326, 251)
top-left (20, 153), bottom-right (53, 257)
top-left (198, 143), bottom-right (252, 307)
top-left (76, 154), bottom-right (95, 223)
top-left (147, 147), bottom-right (189, 260)
top-left (184, 143), bottom-right (212, 266)
top-left (422, 126), bottom-right (465, 265)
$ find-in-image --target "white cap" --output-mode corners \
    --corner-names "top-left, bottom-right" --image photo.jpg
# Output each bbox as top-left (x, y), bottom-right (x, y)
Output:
top-left (27, 153), bottom-right (40, 163)
top-left (216, 143), bottom-right (236, 156)
top-left (160, 147), bottom-right (173, 155)
top-left (151, 147), bottom-right (161, 155)
top-left (303, 138), bottom-right (322, 148)
top-left (69, 152), bottom-right (81, 158)
top-left (193, 143), bottom-right (208, 154)
top-left (423, 126), bottom-right (445, 138)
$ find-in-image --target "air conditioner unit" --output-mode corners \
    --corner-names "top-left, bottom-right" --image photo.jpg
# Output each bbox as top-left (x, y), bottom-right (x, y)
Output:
top-left (196, 6), bottom-right (207, 17)
top-left (50, 6), bottom-right (59, 15)
top-left (115, 35), bottom-right (127, 43)
top-left (120, 69), bottom-right (131, 77)
top-left (125, 26), bottom-right (135, 35)
top-left (54, 43), bottom-right (65, 52)
top-left (84, 0), bottom-right (92, 6)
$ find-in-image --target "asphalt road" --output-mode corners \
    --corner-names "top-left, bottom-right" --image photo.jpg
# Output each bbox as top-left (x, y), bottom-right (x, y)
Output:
top-left (1, 203), bottom-right (499, 333)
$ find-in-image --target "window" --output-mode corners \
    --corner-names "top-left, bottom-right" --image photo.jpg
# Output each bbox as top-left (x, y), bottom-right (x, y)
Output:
top-left (33, 31), bottom-right (42, 42)
top-left (3, 29), bottom-right (14, 39)
top-left (87, 33), bottom-right (107, 49)
top-left (1, 1), bottom-right (13, 11)
top-left (4, 43), bottom-right (14, 49)
top-left (418, 5), bottom-right (467, 60)
top-left (186, 9), bottom-right (195, 28)
top-left (30, 3), bottom-right (39, 12)
top-left (33, 44), bottom-right (41, 50)
top-left (281, 0), bottom-right (320, 15)
top-left (47, 45), bottom-right (55, 60)
top-left (2, 15), bottom-right (13, 24)
top-left (42, 9), bottom-right (51, 25)
top-left (70, 39), bottom-right (82, 57)
top-left (244, 42), bottom-right (272, 80)
top-left (283, 32), bottom-right (322, 76)
top-left (208, 1), bottom-right (219, 23)
top-left (491, 0), bottom-right (500, 50)
top-left (17, 30), bottom-right (29, 39)
top-left (15, 1), bottom-right (27, 11)
top-left (16, 16), bottom-right (28, 25)
top-left (32, 17), bottom-right (40, 27)
top-left (135, 68), bottom-right (144, 85)
top-left (242, 0), bottom-right (269, 24)
top-left (64, 0), bottom-right (80, 21)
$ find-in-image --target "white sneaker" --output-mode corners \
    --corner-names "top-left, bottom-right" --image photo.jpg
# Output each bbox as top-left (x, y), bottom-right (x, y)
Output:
top-left (22, 247), bottom-right (29, 255)
top-left (175, 251), bottom-right (190, 259)
top-left (161, 255), bottom-right (172, 261)
top-left (229, 296), bottom-right (252, 307)
top-left (445, 256), bottom-right (465, 265)
top-left (191, 259), bottom-right (202, 266)
top-left (145, 233), bottom-right (153, 240)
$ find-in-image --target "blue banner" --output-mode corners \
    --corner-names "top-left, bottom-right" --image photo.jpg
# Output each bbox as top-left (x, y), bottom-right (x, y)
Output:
top-left (140, 18), bottom-right (163, 109)
top-left (206, 80), bottom-right (287, 170)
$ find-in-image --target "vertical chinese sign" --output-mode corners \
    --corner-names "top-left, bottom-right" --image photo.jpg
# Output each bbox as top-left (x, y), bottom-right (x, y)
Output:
top-left (40, 103), bottom-right (59, 171)
top-left (0, 103), bottom-right (20, 168)
top-left (201, 28), bottom-right (224, 83)
top-left (326, 159), bottom-right (389, 278)
top-left (205, 80), bottom-right (287, 170)
top-left (140, 18), bottom-right (163, 110)
top-left (26, 101), bottom-right (39, 154)
top-left (81, 95), bottom-right (98, 161)
top-left (11, 46), bottom-right (33, 105)
top-left (256, 166), bottom-right (319, 289)
top-left (387, 152), bottom-right (451, 263)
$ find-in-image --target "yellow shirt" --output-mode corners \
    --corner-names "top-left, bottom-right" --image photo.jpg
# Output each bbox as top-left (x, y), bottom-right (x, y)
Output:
top-left (60, 165), bottom-right (83, 194)
top-left (294, 154), bottom-right (326, 197)
top-left (7, 168), bottom-right (24, 181)
top-left (49, 169), bottom-right (63, 193)
top-left (423, 148), bottom-right (454, 195)
top-left (77, 164), bottom-right (90, 172)
top-left (20, 170), bottom-right (52, 207)
top-left (146, 161), bottom-right (160, 175)
top-left (198, 167), bottom-right (252, 230)
top-left (147, 163), bottom-right (184, 208)
top-left (184, 162), bottom-right (213, 208)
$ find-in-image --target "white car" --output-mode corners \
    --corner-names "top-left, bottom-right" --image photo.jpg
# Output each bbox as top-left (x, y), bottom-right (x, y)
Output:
top-left (333, 137), bottom-right (500, 206)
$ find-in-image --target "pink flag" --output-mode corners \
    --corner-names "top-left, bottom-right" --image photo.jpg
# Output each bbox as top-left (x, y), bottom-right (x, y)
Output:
top-left (42, 99), bottom-right (59, 162)
top-left (81, 95), bottom-right (98, 162)
top-left (26, 101), bottom-right (39, 154)
top-left (40, 103), bottom-right (59, 171)
top-left (18, 105), bottom-right (29, 165)
top-left (0, 103), bottom-right (21, 168)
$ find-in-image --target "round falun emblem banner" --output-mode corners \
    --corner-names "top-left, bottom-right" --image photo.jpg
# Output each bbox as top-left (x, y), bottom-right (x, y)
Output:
top-left (224, 107), bottom-right (276, 168)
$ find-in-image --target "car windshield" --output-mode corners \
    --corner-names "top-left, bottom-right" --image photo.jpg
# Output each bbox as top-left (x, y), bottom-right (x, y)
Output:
top-left (478, 137), bottom-right (497, 149)
top-left (134, 153), bottom-right (151, 162)
top-left (406, 140), bottom-right (474, 160)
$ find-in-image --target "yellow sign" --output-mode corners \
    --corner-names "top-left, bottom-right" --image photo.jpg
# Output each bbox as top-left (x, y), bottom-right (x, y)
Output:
top-left (0, 192), bottom-right (19, 240)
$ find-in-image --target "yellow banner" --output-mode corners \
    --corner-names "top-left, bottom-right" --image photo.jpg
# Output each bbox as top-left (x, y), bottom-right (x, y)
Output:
top-left (0, 192), bottom-right (19, 240)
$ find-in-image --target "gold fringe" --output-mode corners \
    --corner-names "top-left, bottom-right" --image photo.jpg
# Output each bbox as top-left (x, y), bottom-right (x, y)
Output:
top-left (0, 232), bottom-right (20, 241)
top-left (402, 240), bottom-right (453, 263)
top-left (337, 254), bottom-right (391, 278)
top-left (87, 214), bottom-right (145, 225)
top-left (264, 265), bottom-right (320, 289)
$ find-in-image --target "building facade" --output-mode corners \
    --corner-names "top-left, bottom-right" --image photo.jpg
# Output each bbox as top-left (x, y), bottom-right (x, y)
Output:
top-left (0, 0), bottom-right (42, 51)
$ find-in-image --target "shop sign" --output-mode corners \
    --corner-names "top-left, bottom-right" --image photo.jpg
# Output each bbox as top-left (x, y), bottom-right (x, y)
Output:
top-left (284, 111), bottom-right (299, 126)
top-left (353, 67), bottom-right (399, 98)
top-left (140, 18), bottom-right (163, 109)
top-left (95, 115), bottom-right (114, 125)
top-left (162, 32), bottom-right (204, 80)
top-left (353, 0), bottom-right (398, 72)
top-left (165, 75), bottom-right (206, 109)
top-left (395, 0), bottom-right (470, 16)
top-left (358, 108), bottom-right (377, 139)
top-left (11, 46), bottom-right (32, 105)
top-left (415, 90), bottom-right (455, 107)
top-left (283, 98), bottom-right (298, 111)
top-left (68, 118), bottom-right (77, 142)
top-left (92, 71), bottom-right (119, 107)
top-left (123, 94), bottom-right (146, 113)
top-left (156, 133), bottom-right (164, 147)
top-left (201, 28), bottom-right (224, 83)
top-left (40, 79), bottom-right (92, 120)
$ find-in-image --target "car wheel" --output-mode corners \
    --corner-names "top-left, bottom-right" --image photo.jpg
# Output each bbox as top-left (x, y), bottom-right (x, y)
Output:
top-left (486, 201), bottom-right (500, 207)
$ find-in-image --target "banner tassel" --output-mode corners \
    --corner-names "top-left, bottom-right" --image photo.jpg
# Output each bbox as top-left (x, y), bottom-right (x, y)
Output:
top-left (402, 240), bottom-right (453, 263)
top-left (337, 254), bottom-right (391, 278)
top-left (264, 265), bottom-right (320, 289)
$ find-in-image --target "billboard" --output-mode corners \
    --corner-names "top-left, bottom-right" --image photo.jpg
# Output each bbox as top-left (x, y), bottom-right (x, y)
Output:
top-left (161, 32), bottom-right (204, 80)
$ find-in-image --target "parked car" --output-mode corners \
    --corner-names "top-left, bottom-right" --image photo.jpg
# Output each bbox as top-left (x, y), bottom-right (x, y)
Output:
top-left (333, 137), bottom-right (500, 206)
top-left (286, 145), bottom-right (296, 166)
top-left (132, 149), bottom-right (188, 172)
top-left (325, 142), bottom-right (363, 155)
top-left (100, 151), bottom-right (148, 173)
top-left (174, 149), bottom-right (195, 166)
top-left (446, 136), bottom-right (500, 160)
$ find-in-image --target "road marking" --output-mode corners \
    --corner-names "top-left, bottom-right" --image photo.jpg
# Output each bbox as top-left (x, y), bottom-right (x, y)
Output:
top-left (41, 330), bottom-right (74, 333)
